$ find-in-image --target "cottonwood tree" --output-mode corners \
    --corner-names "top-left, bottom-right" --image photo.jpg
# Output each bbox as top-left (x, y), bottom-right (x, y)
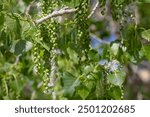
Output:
top-left (0, 0), bottom-right (150, 99)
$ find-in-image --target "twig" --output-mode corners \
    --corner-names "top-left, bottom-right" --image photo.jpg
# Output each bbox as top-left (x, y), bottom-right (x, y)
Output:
top-left (25, 0), bottom-right (36, 16)
top-left (88, 0), bottom-right (99, 19)
top-left (14, 56), bottom-right (20, 66)
top-left (35, 8), bottom-right (77, 24)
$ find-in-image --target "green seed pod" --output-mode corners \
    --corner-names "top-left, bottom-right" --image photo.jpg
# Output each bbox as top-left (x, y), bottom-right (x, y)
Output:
top-left (75, 0), bottom-right (90, 65)
top-left (35, 1), bottom-right (59, 96)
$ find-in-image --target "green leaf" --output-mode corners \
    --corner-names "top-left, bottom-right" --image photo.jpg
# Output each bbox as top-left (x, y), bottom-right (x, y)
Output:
top-left (142, 29), bottom-right (150, 41)
top-left (84, 78), bottom-right (96, 91)
top-left (62, 0), bottom-right (81, 7)
top-left (21, 21), bottom-right (36, 39)
top-left (108, 86), bottom-right (122, 100)
top-left (5, 15), bottom-right (22, 40)
top-left (110, 43), bottom-right (120, 56)
top-left (0, 12), bottom-right (4, 29)
top-left (9, 40), bottom-right (33, 55)
top-left (88, 49), bottom-right (99, 62)
top-left (141, 45), bottom-right (150, 60)
top-left (62, 72), bottom-right (80, 97)
top-left (67, 47), bottom-right (79, 64)
top-left (139, 0), bottom-right (150, 3)
top-left (117, 0), bottom-right (125, 4)
top-left (122, 24), bottom-right (142, 59)
top-left (15, 16), bottom-right (22, 40)
top-left (107, 71), bottom-right (125, 86)
top-left (77, 85), bottom-right (90, 100)
top-left (96, 79), bottom-right (104, 99)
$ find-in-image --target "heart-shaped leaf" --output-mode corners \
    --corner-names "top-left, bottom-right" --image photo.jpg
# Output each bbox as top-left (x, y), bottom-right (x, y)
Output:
top-left (107, 71), bottom-right (125, 86)
top-left (77, 85), bottom-right (90, 100)
top-left (10, 40), bottom-right (33, 55)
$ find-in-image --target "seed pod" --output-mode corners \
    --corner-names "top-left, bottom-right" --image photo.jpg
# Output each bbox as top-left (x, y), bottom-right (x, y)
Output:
top-left (35, 0), bottom-right (59, 95)
top-left (75, 0), bottom-right (90, 65)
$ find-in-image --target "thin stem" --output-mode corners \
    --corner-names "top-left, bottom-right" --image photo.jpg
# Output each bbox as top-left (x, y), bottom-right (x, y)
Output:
top-left (25, 0), bottom-right (36, 16)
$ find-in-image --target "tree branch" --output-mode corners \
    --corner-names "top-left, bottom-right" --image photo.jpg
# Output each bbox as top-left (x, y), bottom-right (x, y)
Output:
top-left (88, 0), bottom-right (99, 19)
top-left (35, 1), bottom-right (100, 25)
top-left (35, 8), bottom-right (77, 24)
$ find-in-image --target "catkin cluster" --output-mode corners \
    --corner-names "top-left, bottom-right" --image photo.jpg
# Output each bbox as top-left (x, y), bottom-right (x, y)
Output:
top-left (34, 0), bottom-right (59, 95)
top-left (110, 0), bottom-right (136, 27)
top-left (75, 0), bottom-right (90, 65)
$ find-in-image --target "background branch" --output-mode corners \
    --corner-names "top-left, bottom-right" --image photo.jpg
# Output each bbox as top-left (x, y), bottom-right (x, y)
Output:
top-left (25, 0), bottom-right (36, 16)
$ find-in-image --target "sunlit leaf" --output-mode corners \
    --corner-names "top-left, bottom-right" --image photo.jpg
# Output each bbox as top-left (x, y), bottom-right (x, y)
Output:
top-left (110, 43), bottom-right (119, 56)
top-left (141, 45), bottom-right (150, 60)
top-left (77, 85), bottom-right (89, 100)
top-left (107, 71), bottom-right (125, 86)
top-left (142, 29), bottom-right (150, 41)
